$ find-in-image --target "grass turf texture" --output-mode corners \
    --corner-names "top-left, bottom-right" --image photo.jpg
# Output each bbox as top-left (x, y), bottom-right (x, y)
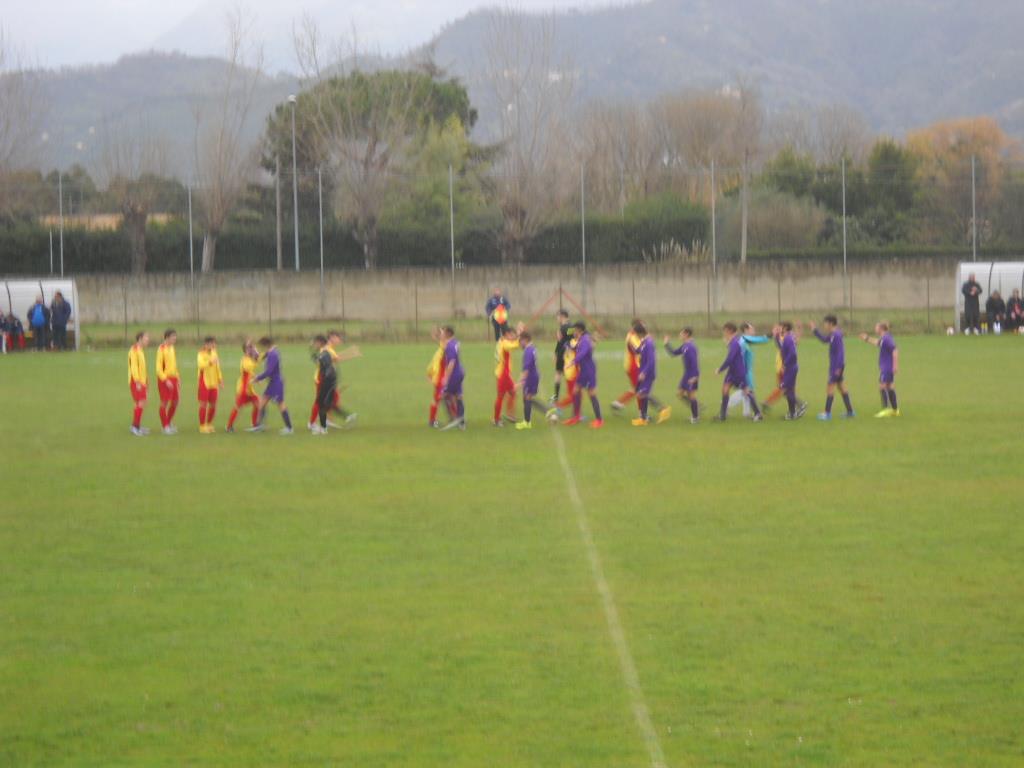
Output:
top-left (1, 335), bottom-right (1021, 766)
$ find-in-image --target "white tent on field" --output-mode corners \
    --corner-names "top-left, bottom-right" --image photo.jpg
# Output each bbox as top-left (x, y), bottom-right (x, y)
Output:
top-left (955, 262), bottom-right (1024, 332)
top-left (2, 278), bottom-right (81, 350)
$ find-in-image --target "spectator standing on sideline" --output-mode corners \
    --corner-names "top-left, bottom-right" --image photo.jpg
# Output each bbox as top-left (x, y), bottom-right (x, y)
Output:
top-left (27, 296), bottom-right (50, 351)
top-left (485, 288), bottom-right (511, 341)
top-left (961, 273), bottom-right (982, 335)
top-left (1006, 289), bottom-right (1024, 332)
top-left (50, 291), bottom-right (72, 350)
top-left (985, 291), bottom-right (1006, 334)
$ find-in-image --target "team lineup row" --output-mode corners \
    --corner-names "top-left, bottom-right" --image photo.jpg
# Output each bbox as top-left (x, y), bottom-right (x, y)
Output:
top-left (124, 311), bottom-right (899, 436)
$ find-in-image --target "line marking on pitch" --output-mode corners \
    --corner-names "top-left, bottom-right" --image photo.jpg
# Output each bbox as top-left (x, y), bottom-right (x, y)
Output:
top-left (550, 428), bottom-right (668, 768)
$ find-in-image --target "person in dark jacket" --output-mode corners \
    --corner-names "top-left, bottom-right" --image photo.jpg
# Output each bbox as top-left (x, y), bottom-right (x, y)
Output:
top-left (6, 313), bottom-right (25, 351)
top-left (1006, 289), bottom-right (1024, 332)
top-left (484, 288), bottom-right (511, 341)
top-left (50, 291), bottom-right (72, 350)
top-left (961, 274), bottom-right (982, 334)
top-left (27, 296), bottom-right (50, 351)
top-left (985, 291), bottom-right (1006, 333)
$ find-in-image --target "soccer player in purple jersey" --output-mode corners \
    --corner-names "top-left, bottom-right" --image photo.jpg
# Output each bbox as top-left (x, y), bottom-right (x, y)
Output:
top-left (665, 327), bottom-right (700, 424)
top-left (774, 321), bottom-right (806, 421)
top-left (860, 321), bottom-right (900, 418)
top-left (251, 337), bottom-right (294, 435)
top-left (809, 314), bottom-right (855, 421)
top-left (439, 326), bottom-right (467, 431)
top-left (515, 331), bottom-right (551, 430)
top-left (630, 322), bottom-right (671, 426)
top-left (562, 322), bottom-right (603, 429)
top-left (715, 322), bottom-right (763, 422)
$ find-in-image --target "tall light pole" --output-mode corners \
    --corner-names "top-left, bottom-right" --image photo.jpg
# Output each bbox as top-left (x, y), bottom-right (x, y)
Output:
top-left (289, 94), bottom-right (300, 271)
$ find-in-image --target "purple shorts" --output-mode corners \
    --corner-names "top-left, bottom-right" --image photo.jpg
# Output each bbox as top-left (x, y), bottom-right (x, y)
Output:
top-left (577, 371), bottom-right (597, 390)
top-left (782, 368), bottom-right (798, 392)
top-left (637, 381), bottom-right (654, 397)
top-left (263, 381), bottom-right (285, 403)
top-left (679, 377), bottom-right (698, 393)
top-left (523, 376), bottom-right (539, 397)
top-left (829, 368), bottom-right (845, 385)
top-left (444, 372), bottom-right (464, 397)
top-left (726, 375), bottom-right (746, 390)
top-left (879, 370), bottom-right (895, 385)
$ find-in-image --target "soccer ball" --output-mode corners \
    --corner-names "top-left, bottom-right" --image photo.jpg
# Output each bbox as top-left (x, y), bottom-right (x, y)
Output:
top-left (547, 409), bottom-right (560, 424)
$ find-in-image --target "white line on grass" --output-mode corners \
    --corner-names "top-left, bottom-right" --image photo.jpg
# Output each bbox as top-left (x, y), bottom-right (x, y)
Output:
top-left (550, 428), bottom-right (668, 768)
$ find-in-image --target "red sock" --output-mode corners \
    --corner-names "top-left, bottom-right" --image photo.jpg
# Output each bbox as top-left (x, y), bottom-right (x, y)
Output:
top-left (618, 390), bottom-right (636, 404)
top-left (505, 395), bottom-right (515, 418)
top-left (167, 399), bottom-right (178, 423)
top-left (159, 404), bottom-right (168, 428)
top-left (493, 395), bottom-right (502, 423)
top-left (199, 404), bottom-right (207, 426)
top-left (429, 400), bottom-right (439, 422)
top-left (227, 408), bottom-right (238, 428)
top-left (133, 405), bottom-right (143, 429)
top-left (207, 404), bottom-right (216, 425)
top-left (309, 403), bottom-right (319, 424)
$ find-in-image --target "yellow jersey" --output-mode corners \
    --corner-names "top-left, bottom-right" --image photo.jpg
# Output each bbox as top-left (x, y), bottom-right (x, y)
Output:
top-left (156, 342), bottom-right (178, 381)
top-left (564, 338), bottom-right (579, 382)
top-left (427, 343), bottom-right (445, 383)
top-left (197, 349), bottom-right (223, 389)
top-left (494, 338), bottom-right (519, 379)
top-left (624, 331), bottom-right (641, 372)
top-left (236, 355), bottom-right (258, 396)
top-left (128, 344), bottom-right (147, 385)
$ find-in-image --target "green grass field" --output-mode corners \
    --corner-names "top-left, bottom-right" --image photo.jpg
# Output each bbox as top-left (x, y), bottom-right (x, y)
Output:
top-left (2, 333), bottom-right (1022, 766)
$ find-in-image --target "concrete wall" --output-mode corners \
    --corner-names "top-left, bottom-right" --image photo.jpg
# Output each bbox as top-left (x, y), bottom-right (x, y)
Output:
top-left (75, 257), bottom-right (959, 324)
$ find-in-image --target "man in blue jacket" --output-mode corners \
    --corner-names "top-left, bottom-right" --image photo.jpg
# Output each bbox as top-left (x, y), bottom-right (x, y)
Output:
top-left (50, 291), bottom-right (72, 350)
top-left (27, 296), bottom-right (50, 351)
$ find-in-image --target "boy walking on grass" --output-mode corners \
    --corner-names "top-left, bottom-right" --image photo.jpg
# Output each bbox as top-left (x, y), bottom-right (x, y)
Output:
top-left (860, 322), bottom-right (900, 418)
top-left (810, 315), bottom-right (855, 421)
top-left (665, 327), bottom-right (700, 424)
top-left (631, 322), bottom-right (671, 426)
top-left (716, 323), bottom-right (763, 423)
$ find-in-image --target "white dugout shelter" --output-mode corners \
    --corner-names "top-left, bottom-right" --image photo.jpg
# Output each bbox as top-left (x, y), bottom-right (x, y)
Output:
top-left (2, 278), bottom-right (81, 350)
top-left (955, 262), bottom-right (1024, 331)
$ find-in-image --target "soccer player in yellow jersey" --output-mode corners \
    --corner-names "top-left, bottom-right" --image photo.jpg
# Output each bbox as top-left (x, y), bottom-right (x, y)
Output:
top-left (196, 336), bottom-right (224, 433)
top-left (155, 328), bottom-right (180, 435)
top-left (128, 331), bottom-right (150, 436)
top-left (493, 325), bottom-right (520, 426)
top-left (556, 335), bottom-right (578, 411)
top-left (611, 322), bottom-right (643, 413)
top-left (226, 340), bottom-right (260, 432)
top-left (426, 326), bottom-right (447, 427)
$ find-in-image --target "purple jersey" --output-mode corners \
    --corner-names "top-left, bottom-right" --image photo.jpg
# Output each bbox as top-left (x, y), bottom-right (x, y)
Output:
top-left (574, 333), bottom-right (597, 388)
top-left (814, 327), bottom-right (846, 372)
top-left (444, 338), bottom-right (463, 380)
top-left (636, 336), bottom-right (657, 392)
top-left (778, 333), bottom-right (798, 373)
top-left (522, 344), bottom-right (540, 390)
top-left (878, 333), bottom-right (896, 374)
top-left (718, 336), bottom-right (747, 386)
top-left (666, 340), bottom-right (699, 381)
top-left (256, 347), bottom-right (285, 400)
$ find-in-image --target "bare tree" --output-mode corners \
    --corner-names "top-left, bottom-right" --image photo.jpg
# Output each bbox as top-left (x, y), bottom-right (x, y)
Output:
top-left (97, 119), bottom-right (169, 274)
top-left (484, 8), bottom-right (576, 264)
top-left (814, 104), bottom-right (870, 166)
top-left (292, 18), bottom-right (470, 269)
top-left (0, 30), bottom-right (45, 213)
top-left (578, 101), bottom-right (659, 214)
top-left (193, 10), bottom-right (264, 272)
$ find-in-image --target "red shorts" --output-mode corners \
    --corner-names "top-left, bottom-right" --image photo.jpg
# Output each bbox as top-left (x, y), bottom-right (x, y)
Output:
top-left (130, 382), bottom-right (147, 403)
top-left (496, 373), bottom-right (516, 397)
top-left (198, 381), bottom-right (218, 404)
top-left (235, 391), bottom-right (259, 407)
top-left (628, 367), bottom-right (639, 388)
top-left (158, 377), bottom-right (180, 403)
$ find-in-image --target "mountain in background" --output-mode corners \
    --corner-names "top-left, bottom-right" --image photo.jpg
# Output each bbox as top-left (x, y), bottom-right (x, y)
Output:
top-left (24, 0), bottom-right (1024, 174)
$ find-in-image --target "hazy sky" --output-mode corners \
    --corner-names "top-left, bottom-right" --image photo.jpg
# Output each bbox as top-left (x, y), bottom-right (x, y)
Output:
top-left (4, 0), bottom-right (619, 69)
